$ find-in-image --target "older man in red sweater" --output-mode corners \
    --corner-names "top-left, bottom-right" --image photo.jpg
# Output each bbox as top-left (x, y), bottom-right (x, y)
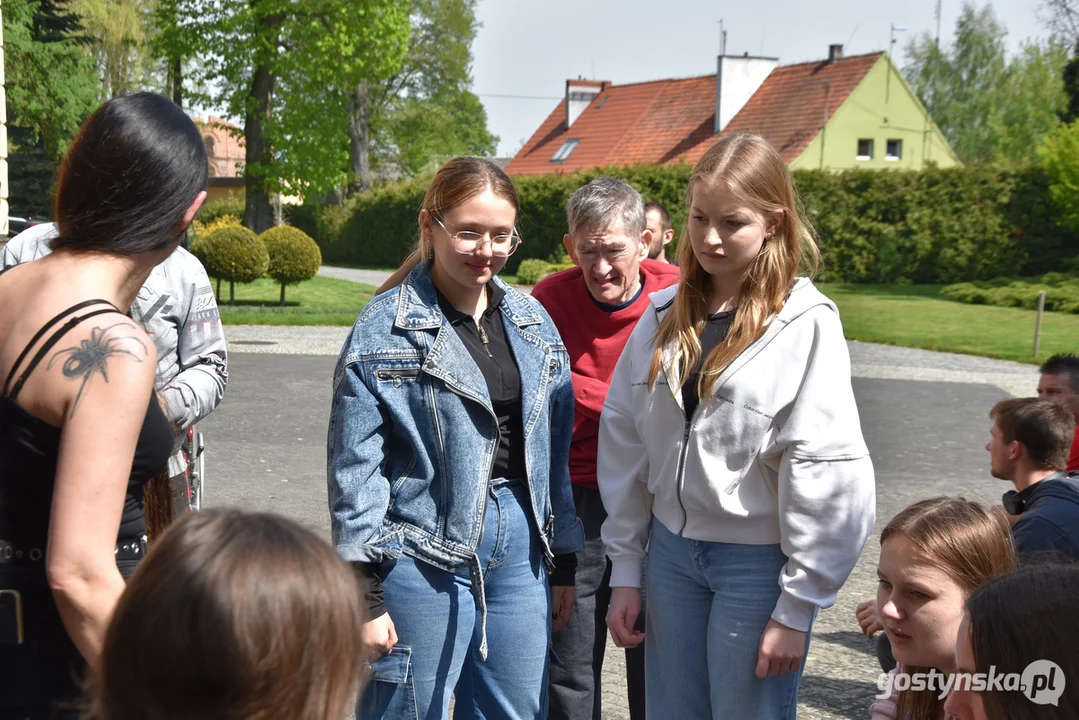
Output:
top-left (533, 178), bottom-right (679, 720)
top-left (1038, 353), bottom-right (1079, 471)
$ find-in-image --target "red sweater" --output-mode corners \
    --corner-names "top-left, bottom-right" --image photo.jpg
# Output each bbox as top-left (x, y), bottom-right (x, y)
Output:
top-left (532, 259), bottom-right (680, 488)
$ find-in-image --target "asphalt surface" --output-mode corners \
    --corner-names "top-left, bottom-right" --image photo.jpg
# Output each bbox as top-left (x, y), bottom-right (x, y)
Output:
top-left (200, 351), bottom-right (1013, 719)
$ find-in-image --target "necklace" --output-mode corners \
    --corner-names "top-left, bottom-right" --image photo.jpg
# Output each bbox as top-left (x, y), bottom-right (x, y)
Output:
top-left (476, 285), bottom-right (493, 357)
top-left (477, 324), bottom-right (493, 357)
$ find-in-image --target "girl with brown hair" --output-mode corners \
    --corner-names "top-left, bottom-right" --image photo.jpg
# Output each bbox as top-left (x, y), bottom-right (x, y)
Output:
top-left (944, 563), bottom-right (1079, 720)
top-left (84, 509), bottom-right (366, 720)
top-left (870, 497), bottom-right (1018, 719)
top-left (597, 133), bottom-right (876, 717)
top-left (328, 157), bottom-right (581, 719)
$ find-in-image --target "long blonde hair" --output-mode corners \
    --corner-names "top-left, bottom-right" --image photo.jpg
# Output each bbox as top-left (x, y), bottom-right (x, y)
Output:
top-left (647, 134), bottom-right (819, 397)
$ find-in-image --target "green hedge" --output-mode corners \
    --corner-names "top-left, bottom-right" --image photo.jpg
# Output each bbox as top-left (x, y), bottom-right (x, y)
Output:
top-left (198, 197), bottom-right (246, 224)
top-left (941, 272), bottom-right (1079, 313)
top-left (290, 165), bottom-right (1078, 283)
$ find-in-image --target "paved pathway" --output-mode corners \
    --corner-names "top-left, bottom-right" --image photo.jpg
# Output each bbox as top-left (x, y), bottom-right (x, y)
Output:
top-left (223, 266), bottom-right (1040, 718)
top-left (225, 323), bottom-right (1037, 399)
top-left (317, 265), bottom-right (394, 287)
top-left (211, 321), bottom-right (1038, 718)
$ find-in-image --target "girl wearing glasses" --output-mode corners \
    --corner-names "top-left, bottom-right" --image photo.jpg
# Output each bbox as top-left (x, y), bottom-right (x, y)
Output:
top-left (328, 157), bottom-right (582, 719)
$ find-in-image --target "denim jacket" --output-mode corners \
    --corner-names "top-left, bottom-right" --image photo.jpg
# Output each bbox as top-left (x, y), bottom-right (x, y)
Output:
top-left (327, 263), bottom-right (583, 577)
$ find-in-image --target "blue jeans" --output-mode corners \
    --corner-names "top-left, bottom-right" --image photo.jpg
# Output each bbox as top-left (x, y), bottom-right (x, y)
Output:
top-left (645, 520), bottom-right (812, 719)
top-left (358, 480), bottom-right (551, 720)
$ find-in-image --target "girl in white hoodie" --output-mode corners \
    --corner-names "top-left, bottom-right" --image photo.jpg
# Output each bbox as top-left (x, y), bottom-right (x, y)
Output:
top-left (598, 133), bottom-right (877, 718)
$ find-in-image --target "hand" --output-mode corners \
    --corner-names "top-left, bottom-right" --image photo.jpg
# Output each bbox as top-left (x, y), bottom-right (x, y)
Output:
top-left (856, 598), bottom-right (883, 639)
top-left (755, 618), bottom-right (807, 678)
top-left (606, 587), bottom-right (646, 649)
top-left (361, 612), bottom-right (398, 658)
top-left (551, 585), bottom-right (575, 633)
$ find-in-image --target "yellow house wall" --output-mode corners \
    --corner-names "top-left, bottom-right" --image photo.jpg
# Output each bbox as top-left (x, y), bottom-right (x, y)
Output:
top-left (790, 55), bottom-right (960, 171)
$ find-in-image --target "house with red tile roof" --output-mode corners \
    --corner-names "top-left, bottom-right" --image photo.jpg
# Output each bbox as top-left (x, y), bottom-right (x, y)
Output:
top-left (505, 45), bottom-right (958, 176)
top-left (193, 116), bottom-right (245, 178)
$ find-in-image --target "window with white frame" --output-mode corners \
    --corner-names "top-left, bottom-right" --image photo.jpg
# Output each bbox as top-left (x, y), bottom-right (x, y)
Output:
top-left (886, 139), bottom-right (903, 161)
top-left (551, 139), bottom-right (581, 163)
top-left (856, 139), bottom-right (874, 160)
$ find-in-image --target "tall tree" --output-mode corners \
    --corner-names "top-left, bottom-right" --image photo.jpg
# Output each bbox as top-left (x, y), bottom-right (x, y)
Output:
top-left (1043, 0), bottom-right (1079, 46)
top-left (4, 0), bottom-right (100, 160)
top-left (1042, 0), bottom-right (1079, 122)
top-left (905, 2), bottom-right (1067, 164)
top-left (4, 0), bottom-right (99, 217)
top-left (69, 0), bottom-right (155, 98)
top-left (999, 38), bottom-right (1069, 162)
top-left (164, 0), bottom-right (409, 231)
top-left (1061, 46), bottom-right (1079, 122)
top-left (349, 0), bottom-right (498, 192)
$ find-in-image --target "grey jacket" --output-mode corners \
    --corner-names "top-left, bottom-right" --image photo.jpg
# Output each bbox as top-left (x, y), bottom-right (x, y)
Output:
top-left (1, 224), bottom-right (229, 475)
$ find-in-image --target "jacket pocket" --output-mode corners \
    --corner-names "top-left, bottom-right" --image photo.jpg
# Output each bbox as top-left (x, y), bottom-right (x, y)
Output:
top-left (375, 368), bottom-right (420, 387)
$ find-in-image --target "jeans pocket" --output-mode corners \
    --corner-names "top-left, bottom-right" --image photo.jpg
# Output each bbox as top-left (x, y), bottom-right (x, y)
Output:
top-left (361, 646), bottom-right (418, 720)
top-left (549, 643), bottom-right (566, 669)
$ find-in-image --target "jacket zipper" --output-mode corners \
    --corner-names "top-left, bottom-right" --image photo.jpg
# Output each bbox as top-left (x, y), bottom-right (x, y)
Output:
top-left (673, 407), bottom-right (697, 536)
top-left (474, 421), bottom-right (499, 551)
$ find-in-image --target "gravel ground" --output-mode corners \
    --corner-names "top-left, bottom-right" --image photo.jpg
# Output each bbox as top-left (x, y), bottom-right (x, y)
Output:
top-left (224, 326), bottom-right (1039, 399)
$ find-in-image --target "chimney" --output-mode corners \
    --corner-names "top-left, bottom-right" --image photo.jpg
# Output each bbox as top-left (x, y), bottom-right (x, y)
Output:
top-left (715, 54), bottom-right (778, 134)
top-left (565, 79), bottom-right (608, 128)
top-left (828, 44), bottom-right (844, 63)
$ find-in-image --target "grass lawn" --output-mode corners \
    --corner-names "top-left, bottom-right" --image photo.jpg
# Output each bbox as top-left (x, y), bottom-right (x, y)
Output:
top-left (819, 284), bottom-right (1079, 364)
top-left (216, 277), bottom-right (1076, 364)
top-left (215, 276), bottom-right (376, 326)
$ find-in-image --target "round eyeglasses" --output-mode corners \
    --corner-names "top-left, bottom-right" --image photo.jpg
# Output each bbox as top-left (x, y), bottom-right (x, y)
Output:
top-left (433, 216), bottom-right (523, 257)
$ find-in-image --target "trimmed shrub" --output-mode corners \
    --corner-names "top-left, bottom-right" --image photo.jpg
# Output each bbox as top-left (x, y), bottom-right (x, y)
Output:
top-left (516, 259), bottom-right (554, 285)
top-left (195, 225), bottom-right (269, 305)
top-left (941, 272), bottom-right (1079, 313)
top-left (261, 225), bottom-right (322, 305)
top-left (190, 214), bottom-right (241, 248)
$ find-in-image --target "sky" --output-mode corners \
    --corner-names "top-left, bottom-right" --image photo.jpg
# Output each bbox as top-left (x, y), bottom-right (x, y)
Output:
top-left (472, 0), bottom-right (1052, 156)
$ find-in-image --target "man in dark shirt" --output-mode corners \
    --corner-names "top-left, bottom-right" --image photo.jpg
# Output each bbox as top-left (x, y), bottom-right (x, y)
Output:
top-left (989, 397), bottom-right (1079, 559)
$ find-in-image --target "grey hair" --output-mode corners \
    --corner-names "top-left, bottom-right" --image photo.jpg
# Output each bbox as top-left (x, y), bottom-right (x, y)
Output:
top-left (565, 177), bottom-right (646, 238)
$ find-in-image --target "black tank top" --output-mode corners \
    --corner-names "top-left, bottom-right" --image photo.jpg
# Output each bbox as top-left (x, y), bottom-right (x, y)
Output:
top-left (0, 299), bottom-right (174, 547)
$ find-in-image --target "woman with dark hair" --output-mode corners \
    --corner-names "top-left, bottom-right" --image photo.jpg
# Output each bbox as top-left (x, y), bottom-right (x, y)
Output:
top-left (944, 563), bottom-right (1079, 719)
top-left (328, 156), bottom-right (581, 719)
top-left (0, 92), bottom-right (207, 718)
top-left (84, 509), bottom-right (367, 720)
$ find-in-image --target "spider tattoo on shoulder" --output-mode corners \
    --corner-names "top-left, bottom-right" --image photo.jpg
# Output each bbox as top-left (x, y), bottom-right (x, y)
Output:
top-left (48, 322), bottom-right (148, 419)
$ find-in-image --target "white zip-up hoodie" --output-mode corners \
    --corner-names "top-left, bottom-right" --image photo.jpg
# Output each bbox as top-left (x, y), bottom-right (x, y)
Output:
top-left (598, 278), bottom-right (876, 632)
